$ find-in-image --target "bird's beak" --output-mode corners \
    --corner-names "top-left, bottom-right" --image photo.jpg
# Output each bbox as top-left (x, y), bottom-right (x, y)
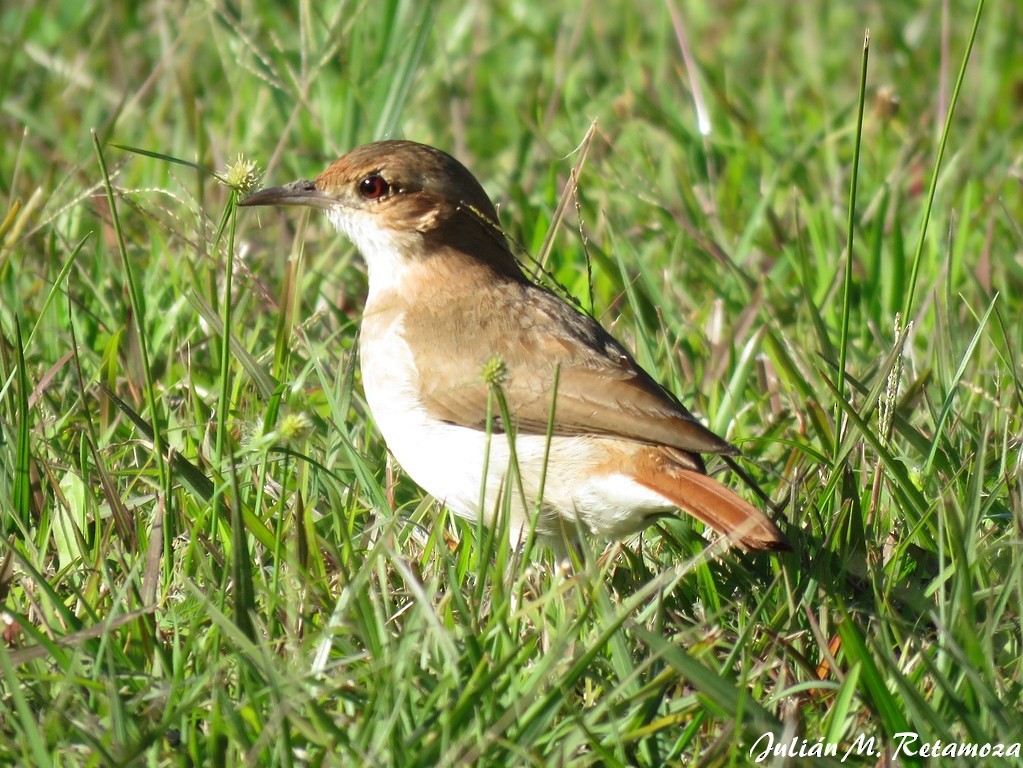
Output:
top-left (238, 179), bottom-right (334, 210)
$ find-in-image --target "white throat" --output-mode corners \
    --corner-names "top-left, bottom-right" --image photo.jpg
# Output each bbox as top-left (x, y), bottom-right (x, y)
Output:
top-left (325, 206), bottom-right (420, 302)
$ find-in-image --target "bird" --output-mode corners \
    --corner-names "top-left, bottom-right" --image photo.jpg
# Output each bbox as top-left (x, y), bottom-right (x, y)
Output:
top-left (240, 140), bottom-right (789, 554)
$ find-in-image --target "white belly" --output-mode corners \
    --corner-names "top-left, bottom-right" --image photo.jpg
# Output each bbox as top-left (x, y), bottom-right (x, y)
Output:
top-left (359, 311), bottom-right (673, 543)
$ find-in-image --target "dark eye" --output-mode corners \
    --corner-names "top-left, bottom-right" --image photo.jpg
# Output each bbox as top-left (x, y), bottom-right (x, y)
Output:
top-left (359, 174), bottom-right (389, 199)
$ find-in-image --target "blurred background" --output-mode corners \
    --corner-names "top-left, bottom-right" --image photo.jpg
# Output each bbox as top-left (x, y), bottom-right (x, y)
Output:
top-left (2, 1), bottom-right (1021, 765)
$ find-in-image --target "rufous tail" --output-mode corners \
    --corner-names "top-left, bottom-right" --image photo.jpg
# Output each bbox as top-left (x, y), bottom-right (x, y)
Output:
top-left (634, 453), bottom-right (790, 552)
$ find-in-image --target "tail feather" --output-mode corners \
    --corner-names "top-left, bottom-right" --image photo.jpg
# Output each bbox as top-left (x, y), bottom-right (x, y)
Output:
top-left (633, 453), bottom-right (790, 552)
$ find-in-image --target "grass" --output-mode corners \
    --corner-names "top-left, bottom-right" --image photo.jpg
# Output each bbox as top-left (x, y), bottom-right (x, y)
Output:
top-left (2, 0), bottom-right (1022, 765)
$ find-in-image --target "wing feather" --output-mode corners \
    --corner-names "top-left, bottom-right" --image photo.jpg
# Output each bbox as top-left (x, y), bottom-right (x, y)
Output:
top-left (403, 280), bottom-right (736, 456)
